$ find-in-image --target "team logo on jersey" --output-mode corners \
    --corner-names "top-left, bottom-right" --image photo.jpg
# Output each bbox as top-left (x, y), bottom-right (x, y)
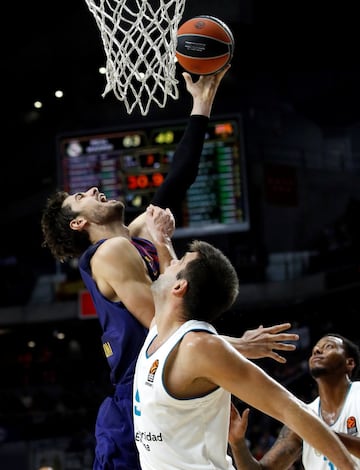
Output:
top-left (146, 359), bottom-right (159, 386)
top-left (347, 416), bottom-right (358, 435)
top-left (103, 341), bottom-right (113, 358)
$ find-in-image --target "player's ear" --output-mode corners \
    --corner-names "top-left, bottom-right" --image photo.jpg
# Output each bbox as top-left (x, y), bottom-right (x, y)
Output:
top-left (173, 279), bottom-right (188, 298)
top-left (346, 357), bottom-right (355, 374)
top-left (70, 216), bottom-right (87, 232)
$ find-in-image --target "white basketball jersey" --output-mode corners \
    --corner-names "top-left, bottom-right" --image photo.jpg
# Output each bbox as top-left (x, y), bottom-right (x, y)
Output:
top-left (133, 320), bottom-right (236, 470)
top-left (302, 381), bottom-right (360, 469)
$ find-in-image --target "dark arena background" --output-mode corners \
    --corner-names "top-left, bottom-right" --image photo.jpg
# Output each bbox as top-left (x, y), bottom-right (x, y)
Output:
top-left (1, 1), bottom-right (360, 468)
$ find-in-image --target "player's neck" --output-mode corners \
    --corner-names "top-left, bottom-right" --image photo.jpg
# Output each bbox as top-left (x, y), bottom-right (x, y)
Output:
top-left (318, 377), bottom-right (352, 424)
top-left (149, 317), bottom-right (183, 355)
top-left (155, 302), bottom-right (185, 336)
top-left (90, 221), bottom-right (129, 242)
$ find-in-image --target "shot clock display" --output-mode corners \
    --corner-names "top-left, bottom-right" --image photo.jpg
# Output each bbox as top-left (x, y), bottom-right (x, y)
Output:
top-left (57, 115), bottom-right (249, 237)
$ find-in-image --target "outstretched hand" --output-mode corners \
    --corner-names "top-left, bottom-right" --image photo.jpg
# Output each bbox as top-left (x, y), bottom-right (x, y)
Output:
top-left (228, 403), bottom-right (250, 447)
top-left (225, 323), bottom-right (299, 363)
top-left (183, 64), bottom-right (231, 117)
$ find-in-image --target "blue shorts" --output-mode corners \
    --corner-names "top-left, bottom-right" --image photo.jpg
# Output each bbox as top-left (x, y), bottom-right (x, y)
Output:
top-left (93, 382), bottom-right (141, 470)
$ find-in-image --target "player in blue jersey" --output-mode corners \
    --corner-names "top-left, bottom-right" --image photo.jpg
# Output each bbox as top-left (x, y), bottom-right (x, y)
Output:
top-left (41, 68), bottom-right (299, 470)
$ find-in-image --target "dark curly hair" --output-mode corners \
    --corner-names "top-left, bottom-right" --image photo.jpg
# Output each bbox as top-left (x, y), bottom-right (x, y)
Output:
top-left (41, 191), bottom-right (91, 262)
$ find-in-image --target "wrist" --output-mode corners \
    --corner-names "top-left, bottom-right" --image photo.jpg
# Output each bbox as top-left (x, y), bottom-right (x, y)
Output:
top-left (152, 237), bottom-right (172, 249)
top-left (229, 435), bottom-right (249, 449)
top-left (190, 107), bottom-right (212, 117)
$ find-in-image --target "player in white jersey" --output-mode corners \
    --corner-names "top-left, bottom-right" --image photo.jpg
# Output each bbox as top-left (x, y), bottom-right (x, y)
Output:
top-left (229, 333), bottom-right (360, 469)
top-left (303, 381), bottom-right (360, 468)
top-left (133, 221), bottom-right (358, 470)
top-left (134, 320), bottom-right (235, 470)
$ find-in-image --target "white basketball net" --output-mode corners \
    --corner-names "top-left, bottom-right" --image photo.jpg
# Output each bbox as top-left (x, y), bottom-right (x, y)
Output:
top-left (84, 0), bottom-right (187, 115)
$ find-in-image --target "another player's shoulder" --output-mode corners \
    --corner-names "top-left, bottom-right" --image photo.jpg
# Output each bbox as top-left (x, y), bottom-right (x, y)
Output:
top-left (93, 236), bottom-right (138, 265)
top-left (181, 329), bottom-right (223, 357)
top-left (98, 236), bottom-right (133, 251)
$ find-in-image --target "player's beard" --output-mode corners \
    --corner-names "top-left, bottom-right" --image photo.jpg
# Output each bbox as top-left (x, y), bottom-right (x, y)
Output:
top-left (111, 201), bottom-right (125, 220)
top-left (309, 366), bottom-right (327, 378)
top-left (93, 200), bottom-right (126, 224)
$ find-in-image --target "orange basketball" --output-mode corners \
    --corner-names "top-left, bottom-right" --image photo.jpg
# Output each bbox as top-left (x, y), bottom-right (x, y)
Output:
top-left (176, 15), bottom-right (234, 75)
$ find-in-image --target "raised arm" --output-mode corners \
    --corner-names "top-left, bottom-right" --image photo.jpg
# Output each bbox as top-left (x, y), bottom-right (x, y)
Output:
top-left (229, 404), bottom-right (302, 470)
top-left (144, 204), bottom-right (177, 273)
top-left (129, 68), bottom-right (229, 237)
top-left (151, 67), bottom-right (230, 214)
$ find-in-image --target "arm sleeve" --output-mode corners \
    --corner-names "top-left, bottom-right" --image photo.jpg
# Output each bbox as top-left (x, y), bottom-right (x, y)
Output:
top-left (151, 115), bottom-right (209, 222)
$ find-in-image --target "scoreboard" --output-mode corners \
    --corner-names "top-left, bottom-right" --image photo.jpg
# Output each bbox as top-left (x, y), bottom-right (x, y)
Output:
top-left (57, 115), bottom-right (249, 237)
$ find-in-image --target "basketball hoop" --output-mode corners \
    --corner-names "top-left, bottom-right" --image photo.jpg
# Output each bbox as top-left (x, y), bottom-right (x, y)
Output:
top-left (84, 0), bottom-right (187, 115)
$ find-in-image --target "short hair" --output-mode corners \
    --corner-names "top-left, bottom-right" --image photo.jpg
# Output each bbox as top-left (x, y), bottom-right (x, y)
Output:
top-left (326, 333), bottom-right (360, 379)
top-left (178, 240), bottom-right (239, 322)
top-left (41, 191), bottom-right (91, 262)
